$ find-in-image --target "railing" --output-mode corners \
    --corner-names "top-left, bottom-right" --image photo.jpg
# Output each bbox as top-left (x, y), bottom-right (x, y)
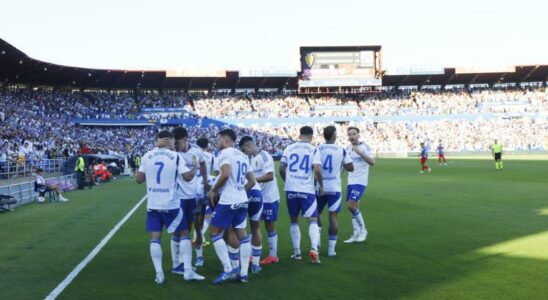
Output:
top-left (0, 159), bottom-right (66, 180)
top-left (0, 174), bottom-right (76, 208)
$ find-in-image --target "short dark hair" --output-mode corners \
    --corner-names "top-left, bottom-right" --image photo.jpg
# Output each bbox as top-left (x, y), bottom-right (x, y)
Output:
top-left (36, 168), bottom-right (44, 173)
top-left (323, 126), bottom-right (336, 141)
top-left (219, 128), bottom-right (237, 142)
top-left (157, 130), bottom-right (174, 140)
top-left (196, 137), bottom-right (209, 149)
top-left (172, 126), bottom-right (188, 140)
top-left (300, 126), bottom-right (314, 136)
top-left (347, 126), bottom-right (360, 133)
top-left (239, 136), bottom-right (254, 148)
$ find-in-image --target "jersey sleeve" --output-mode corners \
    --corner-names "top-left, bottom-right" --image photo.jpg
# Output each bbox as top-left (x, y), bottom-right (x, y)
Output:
top-left (196, 148), bottom-right (205, 163)
top-left (342, 148), bottom-right (352, 165)
top-left (312, 148), bottom-right (321, 165)
top-left (264, 154), bottom-right (275, 174)
top-left (217, 151), bottom-right (230, 168)
top-left (280, 148), bottom-right (289, 165)
top-left (177, 153), bottom-right (191, 174)
top-left (363, 143), bottom-right (374, 157)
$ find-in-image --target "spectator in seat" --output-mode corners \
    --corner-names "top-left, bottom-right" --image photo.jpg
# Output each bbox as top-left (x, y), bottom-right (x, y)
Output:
top-left (36, 168), bottom-right (69, 202)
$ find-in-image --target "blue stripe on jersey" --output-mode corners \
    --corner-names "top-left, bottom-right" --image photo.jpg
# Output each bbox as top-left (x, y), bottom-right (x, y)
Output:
top-left (260, 150), bottom-right (268, 162)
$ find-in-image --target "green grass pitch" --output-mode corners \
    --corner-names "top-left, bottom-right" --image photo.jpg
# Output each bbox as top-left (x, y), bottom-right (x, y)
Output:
top-left (1, 158), bottom-right (547, 299)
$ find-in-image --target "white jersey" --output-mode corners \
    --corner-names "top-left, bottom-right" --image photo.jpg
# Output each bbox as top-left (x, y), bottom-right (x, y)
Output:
top-left (347, 143), bottom-right (374, 186)
top-left (196, 151), bottom-right (219, 198)
top-left (36, 174), bottom-right (46, 185)
top-left (250, 150), bottom-right (279, 203)
top-left (317, 143), bottom-right (352, 193)
top-left (280, 141), bottom-right (321, 194)
top-left (175, 144), bottom-right (205, 200)
top-left (139, 147), bottom-right (189, 210)
top-left (217, 147), bottom-right (251, 205)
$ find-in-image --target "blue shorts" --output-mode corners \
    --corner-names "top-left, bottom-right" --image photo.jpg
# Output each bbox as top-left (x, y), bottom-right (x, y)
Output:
top-left (180, 199), bottom-right (196, 223)
top-left (210, 203), bottom-right (248, 229)
top-left (146, 208), bottom-right (186, 233)
top-left (247, 189), bottom-right (264, 222)
top-left (346, 185), bottom-right (367, 202)
top-left (261, 201), bottom-right (279, 222)
top-left (286, 191), bottom-right (318, 218)
top-left (317, 192), bottom-right (342, 213)
top-left (205, 205), bottom-right (213, 215)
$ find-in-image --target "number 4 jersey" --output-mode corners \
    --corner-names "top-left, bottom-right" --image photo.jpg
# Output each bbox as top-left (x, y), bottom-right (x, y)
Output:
top-left (139, 147), bottom-right (190, 210)
top-left (280, 141), bottom-right (321, 194)
top-left (317, 143), bottom-right (352, 193)
top-left (216, 147), bottom-right (251, 206)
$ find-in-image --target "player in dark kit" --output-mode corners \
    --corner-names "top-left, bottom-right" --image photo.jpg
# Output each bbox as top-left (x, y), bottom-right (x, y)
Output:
top-left (419, 142), bottom-right (431, 174)
top-left (437, 141), bottom-right (447, 165)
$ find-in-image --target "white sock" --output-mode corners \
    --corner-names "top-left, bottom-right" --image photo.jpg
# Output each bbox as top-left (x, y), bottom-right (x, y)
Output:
top-left (351, 213), bottom-right (359, 236)
top-left (179, 237), bottom-right (193, 275)
top-left (309, 222), bottom-right (320, 251)
top-left (150, 240), bottom-right (163, 274)
top-left (201, 219), bottom-right (210, 241)
top-left (195, 245), bottom-right (203, 258)
top-left (227, 246), bottom-right (240, 269)
top-left (354, 209), bottom-right (366, 232)
top-left (267, 231), bottom-right (278, 257)
top-left (251, 245), bottom-right (262, 266)
top-left (192, 229), bottom-right (197, 241)
top-left (240, 237), bottom-right (251, 277)
top-left (328, 235), bottom-right (337, 255)
top-left (318, 227), bottom-right (322, 248)
top-left (170, 237), bottom-right (180, 268)
top-left (290, 223), bottom-right (301, 255)
top-left (212, 234), bottom-right (232, 273)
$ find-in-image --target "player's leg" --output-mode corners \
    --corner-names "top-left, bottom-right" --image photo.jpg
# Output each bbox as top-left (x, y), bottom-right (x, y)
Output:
top-left (345, 185), bottom-right (367, 243)
top-left (327, 193), bottom-right (342, 256)
top-left (193, 199), bottom-right (207, 267)
top-left (316, 194), bottom-right (329, 250)
top-left (260, 201), bottom-right (280, 265)
top-left (226, 228), bottom-right (241, 270)
top-left (287, 192), bottom-right (302, 260)
top-left (209, 204), bottom-right (236, 284)
top-left (302, 193), bottom-right (320, 263)
top-left (146, 210), bottom-right (164, 284)
top-left (247, 190), bottom-right (263, 273)
top-left (166, 208), bottom-right (204, 281)
top-left (233, 207), bottom-right (251, 283)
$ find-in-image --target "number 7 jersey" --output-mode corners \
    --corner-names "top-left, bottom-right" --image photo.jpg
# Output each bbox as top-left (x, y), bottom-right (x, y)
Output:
top-left (216, 147), bottom-right (251, 205)
top-left (280, 141), bottom-right (321, 194)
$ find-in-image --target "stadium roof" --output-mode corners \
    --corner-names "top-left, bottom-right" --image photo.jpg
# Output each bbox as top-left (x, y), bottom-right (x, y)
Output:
top-left (1, 38), bottom-right (547, 90)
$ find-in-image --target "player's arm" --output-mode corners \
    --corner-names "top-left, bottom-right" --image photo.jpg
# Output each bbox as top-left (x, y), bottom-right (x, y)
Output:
top-left (279, 151), bottom-right (288, 181)
top-left (244, 171), bottom-right (257, 191)
top-left (135, 171), bottom-right (145, 184)
top-left (199, 160), bottom-right (210, 191)
top-left (354, 146), bottom-right (375, 166)
top-left (135, 159), bottom-right (146, 183)
top-left (181, 156), bottom-right (198, 182)
top-left (313, 149), bottom-right (323, 194)
top-left (208, 163), bottom-right (229, 207)
top-left (256, 172), bottom-right (273, 183)
top-left (342, 149), bottom-right (354, 172)
top-left (256, 157), bottom-right (274, 182)
top-left (343, 162), bottom-right (354, 172)
top-left (279, 163), bottom-right (287, 182)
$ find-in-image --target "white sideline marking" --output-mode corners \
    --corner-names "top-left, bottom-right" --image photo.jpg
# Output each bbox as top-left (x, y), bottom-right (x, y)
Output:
top-left (45, 195), bottom-right (147, 300)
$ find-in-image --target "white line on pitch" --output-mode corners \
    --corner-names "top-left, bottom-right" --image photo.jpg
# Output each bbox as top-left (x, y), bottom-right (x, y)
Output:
top-left (45, 194), bottom-right (148, 300)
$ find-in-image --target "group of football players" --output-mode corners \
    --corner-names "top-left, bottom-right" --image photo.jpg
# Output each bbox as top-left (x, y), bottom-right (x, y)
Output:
top-left (135, 124), bottom-right (375, 285)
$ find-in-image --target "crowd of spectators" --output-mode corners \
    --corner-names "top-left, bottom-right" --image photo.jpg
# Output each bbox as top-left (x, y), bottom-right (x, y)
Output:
top-left (1, 86), bottom-right (546, 174)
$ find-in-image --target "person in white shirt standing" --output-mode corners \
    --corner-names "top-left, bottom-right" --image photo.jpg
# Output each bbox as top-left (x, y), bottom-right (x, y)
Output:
top-left (279, 126), bottom-right (323, 264)
top-left (207, 129), bottom-right (256, 284)
top-left (239, 136), bottom-right (281, 268)
top-left (135, 130), bottom-right (204, 284)
top-left (316, 126), bottom-right (354, 256)
top-left (344, 127), bottom-right (376, 244)
top-left (194, 137), bottom-right (220, 267)
top-left (166, 127), bottom-right (208, 276)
